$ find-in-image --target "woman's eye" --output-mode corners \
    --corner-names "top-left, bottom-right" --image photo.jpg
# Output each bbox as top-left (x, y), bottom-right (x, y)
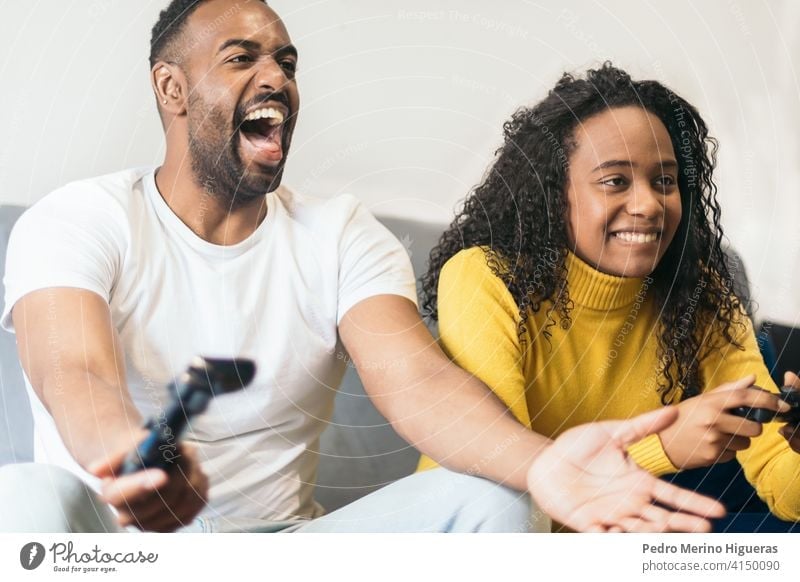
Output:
top-left (600, 176), bottom-right (627, 187)
top-left (654, 175), bottom-right (676, 187)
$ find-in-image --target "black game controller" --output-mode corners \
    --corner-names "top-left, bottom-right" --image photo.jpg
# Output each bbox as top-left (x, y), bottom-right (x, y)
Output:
top-left (120, 356), bottom-right (256, 475)
top-left (731, 385), bottom-right (800, 425)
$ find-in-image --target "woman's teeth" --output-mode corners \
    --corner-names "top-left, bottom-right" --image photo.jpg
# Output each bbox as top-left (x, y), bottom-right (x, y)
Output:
top-left (243, 107), bottom-right (284, 125)
top-left (614, 232), bottom-right (658, 243)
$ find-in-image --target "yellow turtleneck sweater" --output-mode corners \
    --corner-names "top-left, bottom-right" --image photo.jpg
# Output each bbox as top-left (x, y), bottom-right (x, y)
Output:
top-left (418, 246), bottom-right (800, 521)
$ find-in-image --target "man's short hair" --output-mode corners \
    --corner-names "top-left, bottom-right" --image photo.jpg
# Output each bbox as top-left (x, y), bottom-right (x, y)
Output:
top-left (150, 0), bottom-right (269, 69)
top-left (149, 0), bottom-right (207, 69)
top-left (149, 0), bottom-right (268, 69)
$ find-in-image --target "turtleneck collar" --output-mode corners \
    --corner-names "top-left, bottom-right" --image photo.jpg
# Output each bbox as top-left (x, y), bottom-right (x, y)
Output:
top-left (564, 251), bottom-right (650, 311)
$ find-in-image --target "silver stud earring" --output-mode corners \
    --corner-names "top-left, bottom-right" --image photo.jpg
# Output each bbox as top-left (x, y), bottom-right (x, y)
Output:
top-left (163, 99), bottom-right (168, 104)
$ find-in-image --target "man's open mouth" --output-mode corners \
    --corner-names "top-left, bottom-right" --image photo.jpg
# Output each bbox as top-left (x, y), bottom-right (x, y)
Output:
top-left (238, 106), bottom-right (286, 166)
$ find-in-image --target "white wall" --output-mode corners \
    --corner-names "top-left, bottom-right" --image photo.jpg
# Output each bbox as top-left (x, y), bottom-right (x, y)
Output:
top-left (1, 0), bottom-right (798, 323)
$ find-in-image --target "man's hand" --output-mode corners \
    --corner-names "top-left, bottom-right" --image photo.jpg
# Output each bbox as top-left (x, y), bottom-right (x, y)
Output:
top-left (88, 433), bottom-right (209, 532)
top-left (779, 371), bottom-right (800, 453)
top-left (659, 375), bottom-right (788, 469)
top-left (527, 407), bottom-right (726, 532)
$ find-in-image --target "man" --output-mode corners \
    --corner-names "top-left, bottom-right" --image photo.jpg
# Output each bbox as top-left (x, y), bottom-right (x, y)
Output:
top-left (0, 0), bottom-right (723, 533)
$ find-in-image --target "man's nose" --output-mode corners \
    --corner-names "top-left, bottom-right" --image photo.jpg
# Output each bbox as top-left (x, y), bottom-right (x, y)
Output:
top-left (254, 58), bottom-right (289, 93)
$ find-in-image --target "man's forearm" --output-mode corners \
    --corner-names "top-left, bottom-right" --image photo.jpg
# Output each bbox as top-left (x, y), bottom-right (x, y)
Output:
top-left (373, 363), bottom-right (551, 491)
top-left (42, 370), bottom-right (143, 469)
top-left (340, 295), bottom-right (551, 491)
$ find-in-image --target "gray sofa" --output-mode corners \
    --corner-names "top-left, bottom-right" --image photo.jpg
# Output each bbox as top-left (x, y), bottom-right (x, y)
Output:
top-left (0, 204), bottom-right (446, 512)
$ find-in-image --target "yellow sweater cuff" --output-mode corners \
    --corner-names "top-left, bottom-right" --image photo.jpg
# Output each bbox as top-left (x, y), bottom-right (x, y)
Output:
top-left (416, 454), bottom-right (438, 472)
top-left (627, 433), bottom-right (679, 476)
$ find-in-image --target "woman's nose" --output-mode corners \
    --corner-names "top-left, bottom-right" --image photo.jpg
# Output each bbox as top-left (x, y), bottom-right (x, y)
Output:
top-left (625, 185), bottom-right (663, 218)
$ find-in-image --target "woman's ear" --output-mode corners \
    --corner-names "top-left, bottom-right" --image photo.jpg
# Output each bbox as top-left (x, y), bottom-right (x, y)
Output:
top-left (151, 61), bottom-right (188, 117)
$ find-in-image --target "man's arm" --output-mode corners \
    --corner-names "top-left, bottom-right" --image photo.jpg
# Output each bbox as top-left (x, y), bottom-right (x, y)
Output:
top-left (13, 288), bottom-right (207, 532)
top-left (14, 288), bottom-right (142, 466)
top-left (339, 295), bottom-right (725, 531)
top-left (338, 294), bottom-right (547, 491)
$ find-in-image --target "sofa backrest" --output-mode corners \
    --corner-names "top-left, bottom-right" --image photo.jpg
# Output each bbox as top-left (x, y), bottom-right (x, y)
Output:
top-left (315, 215), bottom-right (445, 510)
top-left (0, 205), bottom-right (31, 465)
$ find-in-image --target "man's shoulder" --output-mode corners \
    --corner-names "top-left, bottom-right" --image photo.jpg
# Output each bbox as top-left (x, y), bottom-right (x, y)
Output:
top-left (33, 166), bottom-right (154, 215)
top-left (273, 186), bottom-right (368, 232)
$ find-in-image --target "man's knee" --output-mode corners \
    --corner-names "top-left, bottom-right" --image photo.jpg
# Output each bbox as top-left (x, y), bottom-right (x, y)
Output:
top-left (0, 463), bottom-right (118, 532)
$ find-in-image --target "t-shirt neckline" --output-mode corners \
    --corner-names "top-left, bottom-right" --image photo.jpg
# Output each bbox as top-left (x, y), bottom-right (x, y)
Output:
top-left (143, 169), bottom-right (276, 259)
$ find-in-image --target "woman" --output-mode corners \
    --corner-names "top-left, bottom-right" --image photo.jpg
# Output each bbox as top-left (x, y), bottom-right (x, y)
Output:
top-left (418, 63), bottom-right (800, 527)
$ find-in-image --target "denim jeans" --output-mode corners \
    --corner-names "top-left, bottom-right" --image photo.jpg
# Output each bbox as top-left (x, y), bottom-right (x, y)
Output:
top-left (0, 463), bottom-right (546, 533)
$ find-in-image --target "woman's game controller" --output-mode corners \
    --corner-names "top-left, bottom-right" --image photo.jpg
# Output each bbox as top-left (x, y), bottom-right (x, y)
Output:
top-left (731, 385), bottom-right (800, 424)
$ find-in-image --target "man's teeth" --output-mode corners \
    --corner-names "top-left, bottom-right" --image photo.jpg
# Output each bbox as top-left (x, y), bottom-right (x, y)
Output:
top-left (243, 107), bottom-right (285, 125)
top-left (614, 232), bottom-right (658, 243)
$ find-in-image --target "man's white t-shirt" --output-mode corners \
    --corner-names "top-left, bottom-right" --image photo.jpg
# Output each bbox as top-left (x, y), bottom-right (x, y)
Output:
top-left (1, 167), bottom-right (417, 522)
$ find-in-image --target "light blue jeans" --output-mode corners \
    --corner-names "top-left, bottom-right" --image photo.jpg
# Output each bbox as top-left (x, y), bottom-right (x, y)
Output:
top-left (0, 463), bottom-right (548, 533)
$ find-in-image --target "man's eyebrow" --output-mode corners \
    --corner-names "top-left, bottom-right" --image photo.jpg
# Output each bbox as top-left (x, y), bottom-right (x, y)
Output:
top-left (275, 44), bottom-right (298, 59)
top-left (217, 38), bottom-right (298, 58)
top-left (217, 38), bottom-right (262, 54)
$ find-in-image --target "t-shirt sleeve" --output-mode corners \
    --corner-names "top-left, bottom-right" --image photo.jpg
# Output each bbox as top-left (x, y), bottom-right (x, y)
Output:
top-left (336, 198), bottom-right (418, 324)
top-left (697, 312), bottom-right (800, 521)
top-left (1, 187), bottom-right (124, 332)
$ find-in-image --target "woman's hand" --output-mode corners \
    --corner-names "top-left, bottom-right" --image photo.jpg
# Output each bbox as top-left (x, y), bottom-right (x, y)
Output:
top-left (659, 374), bottom-right (788, 469)
top-left (778, 371), bottom-right (800, 453)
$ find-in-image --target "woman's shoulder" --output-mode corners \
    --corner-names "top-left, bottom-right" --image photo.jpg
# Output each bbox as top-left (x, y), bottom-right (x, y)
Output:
top-left (443, 246), bottom-right (510, 277)
top-left (439, 246), bottom-right (518, 307)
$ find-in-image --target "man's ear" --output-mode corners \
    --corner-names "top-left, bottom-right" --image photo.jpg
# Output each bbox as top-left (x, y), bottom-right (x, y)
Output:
top-left (151, 61), bottom-right (188, 117)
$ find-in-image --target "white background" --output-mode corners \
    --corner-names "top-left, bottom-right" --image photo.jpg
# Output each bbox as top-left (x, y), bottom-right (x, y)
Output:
top-left (0, 0), bottom-right (798, 323)
top-left (0, 533), bottom-right (797, 581)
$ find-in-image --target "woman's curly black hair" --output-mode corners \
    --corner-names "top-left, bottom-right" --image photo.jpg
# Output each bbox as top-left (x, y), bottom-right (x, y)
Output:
top-left (421, 62), bottom-right (744, 404)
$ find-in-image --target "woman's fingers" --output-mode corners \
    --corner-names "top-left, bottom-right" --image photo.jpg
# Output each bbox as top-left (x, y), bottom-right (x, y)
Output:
top-left (722, 434), bottom-right (752, 452)
top-left (717, 415), bottom-right (762, 438)
top-left (784, 371), bottom-right (800, 389)
top-left (711, 374), bottom-right (757, 392)
top-left (713, 386), bottom-right (788, 413)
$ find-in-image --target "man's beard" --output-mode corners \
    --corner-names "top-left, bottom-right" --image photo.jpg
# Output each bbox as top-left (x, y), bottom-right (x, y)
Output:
top-left (186, 93), bottom-right (283, 209)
